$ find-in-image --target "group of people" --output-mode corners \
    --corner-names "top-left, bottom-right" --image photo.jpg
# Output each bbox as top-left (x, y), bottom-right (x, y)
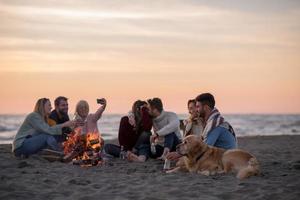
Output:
top-left (104, 98), bottom-right (182, 162)
top-left (12, 97), bottom-right (106, 157)
top-left (12, 93), bottom-right (237, 164)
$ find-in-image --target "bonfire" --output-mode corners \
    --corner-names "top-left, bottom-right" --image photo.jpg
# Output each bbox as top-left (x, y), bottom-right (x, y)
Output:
top-left (63, 127), bottom-right (103, 167)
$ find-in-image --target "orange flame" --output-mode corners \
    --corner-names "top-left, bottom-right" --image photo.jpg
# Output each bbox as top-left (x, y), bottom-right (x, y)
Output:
top-left (63, 127), bottom-right (103, 166)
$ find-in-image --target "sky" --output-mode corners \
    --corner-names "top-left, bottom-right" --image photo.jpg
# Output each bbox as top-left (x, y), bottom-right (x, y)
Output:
top-left (0, 0), bottom-right (299, 114)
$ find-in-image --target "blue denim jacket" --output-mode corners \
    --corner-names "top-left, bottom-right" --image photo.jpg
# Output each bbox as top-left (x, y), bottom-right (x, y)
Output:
top-left (206, 126), bottom-right (237, 149)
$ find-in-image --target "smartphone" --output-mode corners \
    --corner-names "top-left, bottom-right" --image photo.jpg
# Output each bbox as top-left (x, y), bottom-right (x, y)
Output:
top-left (97, 98), bottom-right (104, 104)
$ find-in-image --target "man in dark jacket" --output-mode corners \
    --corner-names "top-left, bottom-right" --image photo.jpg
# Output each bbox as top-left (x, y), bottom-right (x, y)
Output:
top-left (48, 96), bottom-right (72, 143)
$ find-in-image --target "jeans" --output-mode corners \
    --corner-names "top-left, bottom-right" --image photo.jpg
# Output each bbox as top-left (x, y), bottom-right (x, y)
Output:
top-left (14, 133), bottom-right (61, 157)
top-left (104, 144), bottom-right (121, 158)
top-left (53, 133), bottom-right (67, 143)
top-left (150, 132), bottom-right (180, 158)
top-left (134, 131), bottom-right (151, 149)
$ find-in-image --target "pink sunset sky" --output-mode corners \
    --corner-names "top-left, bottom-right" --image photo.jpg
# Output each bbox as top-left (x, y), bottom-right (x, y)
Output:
top-left (0, 0), bottom-right (299, 114)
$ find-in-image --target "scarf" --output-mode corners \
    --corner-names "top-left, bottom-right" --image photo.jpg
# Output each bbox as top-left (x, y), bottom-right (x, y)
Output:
top-left (202, 108), bottom-right (236, 142)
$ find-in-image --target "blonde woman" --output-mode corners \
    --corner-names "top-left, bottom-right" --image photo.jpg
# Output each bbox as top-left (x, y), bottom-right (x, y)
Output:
top-left (12, 98), bottom-right (75, 157)
top-left (73, 98), bottom-right (106, 138)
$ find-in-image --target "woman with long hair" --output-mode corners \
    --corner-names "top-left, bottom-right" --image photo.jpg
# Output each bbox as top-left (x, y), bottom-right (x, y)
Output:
top-left (104, 100), bottom-right (152, 162)
top-left (72, 98), bottom-right (106, 139)
top-left (183, 99), bottom-right (204, 137)
top-left (12, 98), bottom-right (75, 157)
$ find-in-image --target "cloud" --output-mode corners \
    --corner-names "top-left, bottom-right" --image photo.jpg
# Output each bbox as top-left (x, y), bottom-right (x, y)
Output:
top-left (0, 0), bottom-right (299, 73)
top-left (0, 1), bottom-right (299, 114)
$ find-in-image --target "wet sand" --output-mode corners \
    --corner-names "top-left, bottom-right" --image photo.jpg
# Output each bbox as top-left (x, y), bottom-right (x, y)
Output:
top-left (0, 135), bottom-right (300, 200)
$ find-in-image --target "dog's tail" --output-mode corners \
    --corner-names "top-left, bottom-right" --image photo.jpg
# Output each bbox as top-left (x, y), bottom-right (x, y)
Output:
top-left (236, 157), bottom-right (260, 180)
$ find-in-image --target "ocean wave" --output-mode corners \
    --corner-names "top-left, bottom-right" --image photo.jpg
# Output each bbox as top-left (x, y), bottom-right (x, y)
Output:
top-left (289, 120), bottom-right (300, 126)
top-left (280, 120), bottom-right (300, 129)
top-left (0, 125), bottom-right (17, 132)
top-left (0, 135), bottom-right (14, 140)
top-left (0, 114), bottom-right (300, 144)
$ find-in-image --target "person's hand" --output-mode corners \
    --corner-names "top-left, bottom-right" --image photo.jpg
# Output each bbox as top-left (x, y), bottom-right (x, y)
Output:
top-left (150, 133), bottom-right (158, 143)
top-left (128, 114), bottom-right (136, 127)
top-left (190, 112), bottom-right (199, 121)
top-left (62, 120), bottom-right (76, 128)
top-left (183, 119), bottom-right (190, 126)
top-left (98, 98), bottom-right (107, 107)
top-left (166, 152), bottom-right (182, 161)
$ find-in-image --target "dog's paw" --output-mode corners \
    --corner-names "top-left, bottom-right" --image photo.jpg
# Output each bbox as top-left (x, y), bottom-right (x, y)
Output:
top-left (210, 171), bottom-right (217, 176)
top-left (199, 170), bottom-right (210, 176)
top-left (165, 167), bottom-right (180, 174)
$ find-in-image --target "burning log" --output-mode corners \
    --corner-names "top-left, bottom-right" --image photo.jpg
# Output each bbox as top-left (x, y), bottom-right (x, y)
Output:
top-left (62, 127), bottom-right (103, 166)
top-left (63, 149), bottom-right (82, 163)
top-left (73, 157), bottom-right (100, 166)
top-left (89, 139), bottom-right (100, 146)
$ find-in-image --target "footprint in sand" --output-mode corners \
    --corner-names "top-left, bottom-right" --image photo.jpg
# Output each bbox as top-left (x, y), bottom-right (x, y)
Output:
top-left (293, 163), bottom-right (300, 170)
top-left (17, 161), bottom-right (32, 168)
top-left (92, 184), bottom-right (101, 189)
top-left (68, 178), bottom-right (91, 186)
top-left (43, 178), bottom-right (57, 185)
top-left (126, 168), bottom-right (137, 174)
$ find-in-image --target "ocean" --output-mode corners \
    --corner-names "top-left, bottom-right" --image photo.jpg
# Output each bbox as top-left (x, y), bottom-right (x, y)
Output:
top-left (0, 114), bottom-right (300, 144)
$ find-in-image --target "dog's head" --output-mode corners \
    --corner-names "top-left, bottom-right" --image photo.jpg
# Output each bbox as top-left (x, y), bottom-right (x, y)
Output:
top-left (176, 135), bottom-right (206, 156)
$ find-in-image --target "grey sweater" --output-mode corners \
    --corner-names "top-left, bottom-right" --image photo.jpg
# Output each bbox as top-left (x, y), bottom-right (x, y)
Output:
top-left (153, 111), bottom-right (182, 146)
top-left (12, 112), bottom-right (63, 152)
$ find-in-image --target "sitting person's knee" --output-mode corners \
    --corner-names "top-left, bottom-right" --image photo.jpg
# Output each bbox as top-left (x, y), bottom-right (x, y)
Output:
top-left (103, 144), bottom-right (120, 157)
top-left (104, 144), bottom-right (111, 153)
top-left (138, 155), bottom-right (147, 162)
top-left (165, 132), bottom-right (176, 139)
top-left (46, 135), bottom-right (56, 143)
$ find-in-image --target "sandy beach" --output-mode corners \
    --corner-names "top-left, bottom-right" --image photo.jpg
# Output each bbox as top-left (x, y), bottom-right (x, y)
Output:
top-left (0, 135), bottom-right (299, 200)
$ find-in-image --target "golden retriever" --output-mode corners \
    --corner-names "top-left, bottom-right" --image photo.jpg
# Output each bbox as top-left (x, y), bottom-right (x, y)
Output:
top-left (167, 135), bottom-right (260, 179)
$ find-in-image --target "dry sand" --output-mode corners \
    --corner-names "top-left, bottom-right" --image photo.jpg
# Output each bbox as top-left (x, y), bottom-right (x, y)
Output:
top-left (1, 135), bottom-right (300, 200)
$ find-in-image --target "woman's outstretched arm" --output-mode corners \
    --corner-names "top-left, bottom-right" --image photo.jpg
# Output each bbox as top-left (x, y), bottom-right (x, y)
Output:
top-left (92, 98), bottom-right (107, 122)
